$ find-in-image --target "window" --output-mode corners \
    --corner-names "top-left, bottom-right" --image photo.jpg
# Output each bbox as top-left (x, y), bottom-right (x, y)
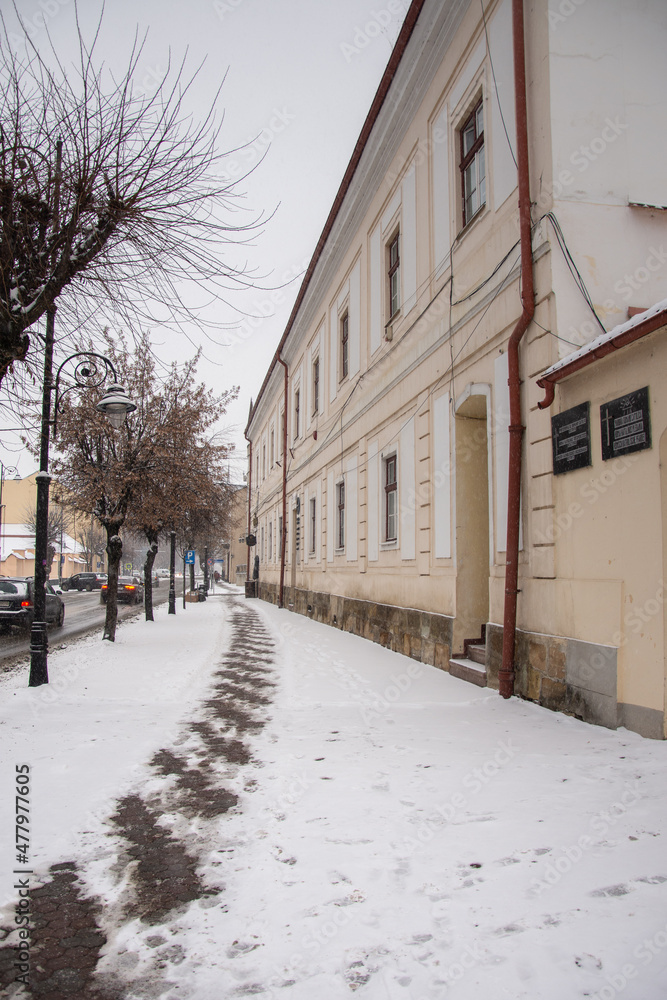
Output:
top-left (280, 410), bottom-right (285, 457)
top-left (341, 313), bottom-right (349, 380)
top-left (278, 516), bottom-right (283, 559)
top-left (388, 232), bottom-right (400, 319)
top-left (313, 356), bottom-right (320, 414)
top-left (384, 455), bottom-right (397, 541)
top-left (309, 496), bottom-right (316, 553)
top-left (270, 428), bottom-right (274, 467)
top-left (336, 481), bottom-right (345, 549)
top-left (261, 526), bottom-right (265, 562)
top-left (460, 98), bottom-right (485, 227)
top-left (262, 443), bottom-right (266, 480)
top-left (294, 388), bottom-right (300, 440)
top-left (268, 520), bottom-right (273, 562)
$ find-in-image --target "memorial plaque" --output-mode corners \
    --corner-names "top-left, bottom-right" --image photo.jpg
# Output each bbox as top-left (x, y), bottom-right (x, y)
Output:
top-left (551, 401), bottom-right (591, 475)
top-left (600, 386), bottom-right (651, 461)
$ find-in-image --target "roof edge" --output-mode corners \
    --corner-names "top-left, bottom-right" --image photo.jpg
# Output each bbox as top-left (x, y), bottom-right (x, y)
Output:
top-left (245, 0), bottom-right (428, 436)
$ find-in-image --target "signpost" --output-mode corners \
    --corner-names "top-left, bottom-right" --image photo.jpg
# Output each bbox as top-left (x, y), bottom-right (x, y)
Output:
top-left (184, 549), bottom-right (195, 608)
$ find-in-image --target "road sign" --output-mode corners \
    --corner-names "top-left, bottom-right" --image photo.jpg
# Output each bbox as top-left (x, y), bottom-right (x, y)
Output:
top-left (185, 550), bottom-right (195, 564)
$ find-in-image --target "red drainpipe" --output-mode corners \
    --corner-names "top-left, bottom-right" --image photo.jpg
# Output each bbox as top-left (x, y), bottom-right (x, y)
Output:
top-left (499, 0), bottom-right (535, 699)
top-left (278, 357), bottom-right (289, 609)
top-left (244, 433), bottom-right (252, 581)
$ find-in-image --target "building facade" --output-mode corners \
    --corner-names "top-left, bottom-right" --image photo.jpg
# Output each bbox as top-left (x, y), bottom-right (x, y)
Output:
top-left (246, 0), bottom-right (667, 738)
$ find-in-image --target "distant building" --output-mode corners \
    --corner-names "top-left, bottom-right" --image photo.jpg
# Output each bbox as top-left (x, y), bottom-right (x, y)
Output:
top-left (246, 0), bottom-right (667, 738)
top-left (226, 485), bottom-right (248, 585)
top-left (0, 472), bottom-right (88, 578)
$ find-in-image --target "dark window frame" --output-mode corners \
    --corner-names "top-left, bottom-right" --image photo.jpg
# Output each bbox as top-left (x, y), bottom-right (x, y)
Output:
top-left (459, 97), bottom-right (485, 229)
top-left (341, 312), bottom-right (349, 380)
top-left (313, 356), bottom-right (320, 414)
top-left (309, 496), bottom-right (316, 553)
top-left (388, 231), bottom-right (400, 319)
top-left (336, 480), bottom-right (345, 550)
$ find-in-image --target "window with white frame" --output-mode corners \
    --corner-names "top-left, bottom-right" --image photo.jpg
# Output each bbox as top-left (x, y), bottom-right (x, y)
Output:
top-left (278, 515), bottom-right (283, 559)
top-left (460, 97), bottom-right (485, 228)
top-left (268, 520), bottom-right (272, 562)
top-left (388, 231), bottom-right (400, 319)
top-left (384, 454), bottom-right (397, 542)
top-left (261, 526), bottom-right (265, 562)
top-left (294, 388), bottom-right (300, 440)
top-left (336, 480), bottom-right (345, 550)
top-left (262, 443), bottom-right (266, 480)
top-left (270, 427), bottom-right (275, 467)
top-left (309, 496), bottom-right (316, 553)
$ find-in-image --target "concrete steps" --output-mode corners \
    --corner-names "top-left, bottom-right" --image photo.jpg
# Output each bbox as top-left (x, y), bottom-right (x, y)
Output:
top-left (448, 656), bottom-right (487, 687)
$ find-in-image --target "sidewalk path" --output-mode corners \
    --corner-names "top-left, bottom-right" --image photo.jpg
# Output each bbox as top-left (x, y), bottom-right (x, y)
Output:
top-left (1, 588), bottom-right (666, 999)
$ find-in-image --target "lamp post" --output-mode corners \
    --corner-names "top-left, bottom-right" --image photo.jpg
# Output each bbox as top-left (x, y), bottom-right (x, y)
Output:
top-left (168, 529), bottom-right (176, 614)
top-left (28, 353), bottom-right (136, 687)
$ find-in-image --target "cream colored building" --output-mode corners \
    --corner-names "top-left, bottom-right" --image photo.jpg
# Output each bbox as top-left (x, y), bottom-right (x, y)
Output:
top-left (0, 472), bottom-right (88, 578)
top-left (246, 0), bottom-right (667, 738)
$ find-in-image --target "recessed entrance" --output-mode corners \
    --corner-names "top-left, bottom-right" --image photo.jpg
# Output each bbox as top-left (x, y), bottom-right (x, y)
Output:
top-left (453, 391), bottom-right (490, 656)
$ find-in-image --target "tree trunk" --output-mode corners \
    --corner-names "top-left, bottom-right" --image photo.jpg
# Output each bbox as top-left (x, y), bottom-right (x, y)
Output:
top-left (103, 528), bottom-right (123, 641)
top-left (143, 528), bottom-right (159, 622)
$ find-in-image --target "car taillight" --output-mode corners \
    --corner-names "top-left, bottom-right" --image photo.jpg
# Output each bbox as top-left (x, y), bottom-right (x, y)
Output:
top-left (101, 585), bottom-right (107, 590)
top-left (124, 585), bottom-right (135, 591)
top-left (21, 600), bottom-right (31, 608)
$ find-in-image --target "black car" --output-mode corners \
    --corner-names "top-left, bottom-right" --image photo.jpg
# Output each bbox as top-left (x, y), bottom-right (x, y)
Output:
top-left (0, 578), bottom-right (65, 631)
top-left (62, 572), bottom-right (107, 592)
top-left (100, 576), bottom-right (144, 605)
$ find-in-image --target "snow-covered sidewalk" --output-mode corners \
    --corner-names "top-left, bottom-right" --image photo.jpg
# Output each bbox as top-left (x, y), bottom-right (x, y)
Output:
top-left (1, 589), bottom-right (666, 999)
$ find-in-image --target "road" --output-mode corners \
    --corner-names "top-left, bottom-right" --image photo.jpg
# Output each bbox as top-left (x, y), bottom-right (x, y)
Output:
top-left (0, 582), bottom-right (185, 663)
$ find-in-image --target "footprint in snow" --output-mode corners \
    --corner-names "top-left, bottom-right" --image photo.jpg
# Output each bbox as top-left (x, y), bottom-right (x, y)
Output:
top-left (589, 884), bottom-right (632, 897)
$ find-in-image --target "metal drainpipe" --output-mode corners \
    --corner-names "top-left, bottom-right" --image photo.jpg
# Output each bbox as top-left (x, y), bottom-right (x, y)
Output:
top-left (244, 434), bottom-right (252, 582)
top-left (278, 357), bottom-right (288, 609)
top-left (499, 0), bottom-right (535, 699)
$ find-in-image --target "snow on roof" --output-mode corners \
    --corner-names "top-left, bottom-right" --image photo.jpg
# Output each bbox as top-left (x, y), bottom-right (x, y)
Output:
top-left (540, 296), bottom-right (667, 379)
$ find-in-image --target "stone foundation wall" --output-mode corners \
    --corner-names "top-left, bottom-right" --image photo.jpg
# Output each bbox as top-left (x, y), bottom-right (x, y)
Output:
top-left (486, 622), bottom-right (619, 731)
top-left (258, 581), bottom-right (452, 669)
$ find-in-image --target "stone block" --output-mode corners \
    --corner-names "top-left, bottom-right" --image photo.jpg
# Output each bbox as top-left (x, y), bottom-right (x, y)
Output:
top-left (528, 639), bottom-right (547, 674)
top-left (422, 639), bottom-right (436, 666)
top-left (434, 642), bottom-right (450, 671)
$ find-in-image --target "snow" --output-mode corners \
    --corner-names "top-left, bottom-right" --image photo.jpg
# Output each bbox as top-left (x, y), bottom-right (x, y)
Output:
top-left (1, 590), bottom-right (666, 999)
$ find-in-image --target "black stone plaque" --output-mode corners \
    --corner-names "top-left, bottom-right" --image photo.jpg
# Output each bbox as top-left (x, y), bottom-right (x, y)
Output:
top-left (552, 401), bottom-right (591, 475)
top-left (600, 386), bottom-right (651, 461)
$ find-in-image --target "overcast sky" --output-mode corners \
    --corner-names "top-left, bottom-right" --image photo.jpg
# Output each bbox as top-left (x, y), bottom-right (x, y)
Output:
top-left (2, 0), bottom-right (410, 478)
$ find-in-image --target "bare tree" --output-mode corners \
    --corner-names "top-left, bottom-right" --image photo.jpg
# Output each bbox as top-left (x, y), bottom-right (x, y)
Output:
top-left (50, 330), bottom-right (237, 639)
top-left (22, 501), bottom-right (65, 579)
top-left (0, 5), bottom-right (265, 387)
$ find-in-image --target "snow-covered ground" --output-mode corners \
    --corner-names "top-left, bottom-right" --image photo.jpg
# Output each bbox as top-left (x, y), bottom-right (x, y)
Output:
top-left (1, 589), bottom-right (666, 999)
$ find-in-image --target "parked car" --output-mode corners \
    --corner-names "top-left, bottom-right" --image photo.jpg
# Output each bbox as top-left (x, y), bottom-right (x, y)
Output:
top-left (0, 578), bottom-right (65, 631)
top-left (100, 576), bottom-right (144, 605)
top-left (62, 572), bottom-right (107, 592)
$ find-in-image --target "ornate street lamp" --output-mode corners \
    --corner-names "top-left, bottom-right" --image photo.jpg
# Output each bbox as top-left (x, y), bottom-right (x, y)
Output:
top-left (29, 351), bottom-right (136, 687)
